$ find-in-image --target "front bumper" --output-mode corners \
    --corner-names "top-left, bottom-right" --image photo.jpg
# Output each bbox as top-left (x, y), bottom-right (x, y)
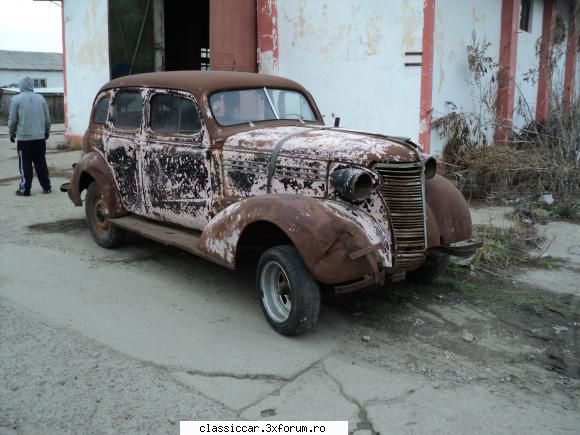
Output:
top-left (432, 239), bottom-right (483, 258)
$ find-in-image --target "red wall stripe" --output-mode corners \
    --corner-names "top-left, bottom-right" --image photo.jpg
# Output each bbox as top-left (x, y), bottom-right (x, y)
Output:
top-left (563, 15), bottom-right (577, 110)
top-left (536, 0), bottom-right (556, 123)
top-left (419, 0), bottom-right (436, 153)
top-left (494, 0), bottom-right (520, 142)
top-left (256, 0), bottom-right (279, 72)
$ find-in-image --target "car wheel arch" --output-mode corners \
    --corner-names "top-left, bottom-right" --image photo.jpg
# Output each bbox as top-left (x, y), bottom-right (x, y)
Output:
top-left (68, 151), bottom-right (127, 217)
top-left (199, 195), bottom-right (386, 285)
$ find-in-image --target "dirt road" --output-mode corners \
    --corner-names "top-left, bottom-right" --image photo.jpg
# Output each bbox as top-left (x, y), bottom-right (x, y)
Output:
top-left (0, 132), bottom-right (578, 434)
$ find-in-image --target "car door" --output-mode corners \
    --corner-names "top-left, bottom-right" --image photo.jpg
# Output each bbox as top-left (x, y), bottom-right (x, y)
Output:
top-left (141, 90), bottom-right (211, 230)
top-left (106, 89), bottom-right (146, 214)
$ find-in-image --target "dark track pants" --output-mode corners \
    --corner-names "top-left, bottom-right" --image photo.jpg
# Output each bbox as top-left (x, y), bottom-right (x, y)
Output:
top-left (17, 139), bottom-right (51, 194)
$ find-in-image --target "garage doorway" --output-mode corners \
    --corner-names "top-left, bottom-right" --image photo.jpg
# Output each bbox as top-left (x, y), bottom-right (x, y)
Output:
top-left (164, 0), bottom-right (210, 71)
top-left (108, 0), bottom-right (256, 78)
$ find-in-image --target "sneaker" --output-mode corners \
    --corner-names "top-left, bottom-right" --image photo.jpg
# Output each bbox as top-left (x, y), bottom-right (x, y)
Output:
top-left (15, 190), bottom-right (30, 197)
top-left (43, 189), bottom-right (51, 194)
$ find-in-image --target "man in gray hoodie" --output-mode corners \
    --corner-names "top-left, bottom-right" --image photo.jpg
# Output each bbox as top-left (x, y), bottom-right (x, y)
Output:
top-left (8, 76), bottom-right (52, 196)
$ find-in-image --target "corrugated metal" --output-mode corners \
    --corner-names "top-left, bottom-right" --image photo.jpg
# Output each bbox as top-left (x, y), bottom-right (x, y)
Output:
top-left (210, 0), bottom-right (257, 72)
top-left (0, 50), bottom-right (63, 71)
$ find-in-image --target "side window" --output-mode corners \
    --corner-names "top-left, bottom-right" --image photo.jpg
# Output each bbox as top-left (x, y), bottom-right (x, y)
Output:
top-left (113, 91), bottom-right (143, 129)
top-left (93, 96), bottom-right (110, 124)
top-left (150, 94), bottom-right (201, 134)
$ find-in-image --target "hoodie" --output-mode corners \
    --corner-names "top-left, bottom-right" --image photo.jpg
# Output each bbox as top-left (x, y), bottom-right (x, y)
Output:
top-left (8, 77), bottom-right (51, 141)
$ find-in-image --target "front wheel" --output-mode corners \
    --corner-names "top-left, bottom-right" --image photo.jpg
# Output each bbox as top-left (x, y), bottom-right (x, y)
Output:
top-left (85, 181), bottom-right (125, 248)
top-left (257, 245), bottom-right (320, 336)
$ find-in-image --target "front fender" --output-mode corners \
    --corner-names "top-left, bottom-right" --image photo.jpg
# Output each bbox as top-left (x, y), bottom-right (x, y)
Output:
top-left (67, 151), bottom-right (127, 217)
top-left (425, 174), bottom-right (472, 248)
top-left (198, 195), bottom-right (392, 285)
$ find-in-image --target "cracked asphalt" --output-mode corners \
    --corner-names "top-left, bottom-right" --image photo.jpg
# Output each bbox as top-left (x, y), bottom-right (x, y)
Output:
top-left (1, 128), bottom-right (579, 434)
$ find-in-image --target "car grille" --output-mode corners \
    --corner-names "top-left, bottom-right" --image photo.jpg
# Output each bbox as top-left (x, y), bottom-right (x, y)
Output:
top-left (374, 162), bottom-right (426, 270)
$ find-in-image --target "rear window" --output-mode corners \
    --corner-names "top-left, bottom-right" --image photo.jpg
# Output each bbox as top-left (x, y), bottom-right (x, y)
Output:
top-left (113, 91), bottom-right (143, 129)
top-left (150, 94), bottom-right (201, 133)
top-left (93, 96), bottom-right (110, 124)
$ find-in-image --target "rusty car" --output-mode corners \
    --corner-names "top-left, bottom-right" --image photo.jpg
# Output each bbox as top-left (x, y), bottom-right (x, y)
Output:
top-left (63, 71), bottom-right (480, 335)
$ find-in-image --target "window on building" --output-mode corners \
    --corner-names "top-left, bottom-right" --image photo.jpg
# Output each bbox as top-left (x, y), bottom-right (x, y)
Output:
top-left (93, 96), bottom-right (110, 124)
top-left (33, 78), bottom-right (47, 88)
top-left (200, 48), bottom-right (210, 71)
top-left (520, 0), bottom-right (532, 32)
top-left (113, 91), bottom-right (143, 129)
top-left (150, 94), bottom-right (201, 133)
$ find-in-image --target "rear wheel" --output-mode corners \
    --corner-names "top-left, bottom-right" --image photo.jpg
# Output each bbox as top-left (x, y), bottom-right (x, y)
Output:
top-left (408, 252), bottom-right (450, 284)
top-left (85, 181), bottom-right (125, 248)
top-left (257, 245), bottom-right (320, 336)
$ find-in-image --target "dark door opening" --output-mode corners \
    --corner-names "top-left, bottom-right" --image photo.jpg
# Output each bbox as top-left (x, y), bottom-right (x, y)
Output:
top-left (164, 0), bottom-right (210, 71)
top-left (109, 0), bottom-right (155, 79)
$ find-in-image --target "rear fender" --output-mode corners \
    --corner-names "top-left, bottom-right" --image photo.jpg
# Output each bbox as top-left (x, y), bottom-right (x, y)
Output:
top-left (198, 195), bottom-right (392, 285)
top-left (68, 151), bottom-right (127, 217)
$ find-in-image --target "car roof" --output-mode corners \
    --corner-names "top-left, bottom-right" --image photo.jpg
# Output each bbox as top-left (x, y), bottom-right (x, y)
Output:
top-left (99, 71), bottom-right (310, 96)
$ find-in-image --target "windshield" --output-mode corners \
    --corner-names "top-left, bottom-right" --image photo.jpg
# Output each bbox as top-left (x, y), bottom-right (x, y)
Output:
top-left (209, 88), bottom-right (317, 126)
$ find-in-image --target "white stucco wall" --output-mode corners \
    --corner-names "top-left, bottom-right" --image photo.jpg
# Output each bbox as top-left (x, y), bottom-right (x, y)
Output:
top-left (0, 70), bottom-right (63, 88)
top-left (430, 0), bottom-right (502, 156)
top-left (514, 0), bottom-right (544, 129)
top-left (63, 0), bottom-right (110, 139)
top-left (276, 0), bottom-right (424, 140)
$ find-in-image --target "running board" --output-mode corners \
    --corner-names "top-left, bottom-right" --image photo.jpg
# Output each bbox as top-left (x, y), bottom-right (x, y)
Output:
top-left (109, 215), bottom-right (203, 256)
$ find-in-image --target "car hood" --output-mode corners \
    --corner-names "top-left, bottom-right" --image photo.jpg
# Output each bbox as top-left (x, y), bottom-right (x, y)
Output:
top-left (223, 125), bottom-right (421, 165)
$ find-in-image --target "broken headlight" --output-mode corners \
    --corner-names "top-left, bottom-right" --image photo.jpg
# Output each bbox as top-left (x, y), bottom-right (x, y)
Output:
top-left (331, 167), bottom-right (375, 202)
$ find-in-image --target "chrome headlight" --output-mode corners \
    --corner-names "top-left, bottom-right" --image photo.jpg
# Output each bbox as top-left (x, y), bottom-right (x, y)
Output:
top-left (331, 167), bottom-right (375, 202)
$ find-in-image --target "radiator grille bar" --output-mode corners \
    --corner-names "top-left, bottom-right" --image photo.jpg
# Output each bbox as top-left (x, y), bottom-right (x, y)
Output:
top-left (374, 162), bottom-right (426, 270)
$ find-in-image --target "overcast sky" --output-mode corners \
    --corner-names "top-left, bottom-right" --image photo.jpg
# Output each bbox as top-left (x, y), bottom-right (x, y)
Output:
top-left (0, 0), bottom-right (62, 53)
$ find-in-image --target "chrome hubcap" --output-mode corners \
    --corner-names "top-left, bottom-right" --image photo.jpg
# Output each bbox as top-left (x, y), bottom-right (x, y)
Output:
top-left (260, 260), bottom-right (292, 323)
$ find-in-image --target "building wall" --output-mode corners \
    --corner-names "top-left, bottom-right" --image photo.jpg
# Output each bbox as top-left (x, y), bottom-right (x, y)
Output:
top-left (63, 0), bottom-right (110, 143)
top-left (430, 0), bottom-right (503, 156)
top-left (276, 0), bottom-right (424, 138)
top-left (61, 0), bottom-right (574, 150)
top-left (0, 70), bottom-right (63, 88)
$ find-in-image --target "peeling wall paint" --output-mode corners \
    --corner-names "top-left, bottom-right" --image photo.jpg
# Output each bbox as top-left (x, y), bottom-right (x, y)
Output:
top-left (430, 0), bottom-right (502, 156)
top-left (63, 0), bottom-right (110, 141)
top-left (276, 0), bottom-right (424, 141)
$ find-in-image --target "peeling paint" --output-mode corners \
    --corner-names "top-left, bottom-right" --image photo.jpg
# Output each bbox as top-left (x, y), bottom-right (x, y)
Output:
top-left (365, 16), bottom-right (383, 56)
top-left (401, 0), bottom-right (421, 49)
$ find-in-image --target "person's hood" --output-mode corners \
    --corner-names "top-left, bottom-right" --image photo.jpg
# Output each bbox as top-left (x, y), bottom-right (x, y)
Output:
top-left (223, 126), bottom-right (421, 166)
top-left (19, 77), bottom-right (34, 92)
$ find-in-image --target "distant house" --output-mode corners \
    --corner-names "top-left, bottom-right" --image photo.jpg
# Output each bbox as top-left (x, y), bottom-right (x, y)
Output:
top-left (0, 50), bottom-right (64, 122)
top-left (0, 50), bottom-right (63, 88)
top-left (0, 87), bottom-right (64, 122)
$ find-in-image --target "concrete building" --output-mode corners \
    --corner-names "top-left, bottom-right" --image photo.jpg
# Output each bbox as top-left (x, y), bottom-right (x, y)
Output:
top-left (59, 0), bottom-right (579, 155)
top-left (0, 50), bottom-right (63, 89)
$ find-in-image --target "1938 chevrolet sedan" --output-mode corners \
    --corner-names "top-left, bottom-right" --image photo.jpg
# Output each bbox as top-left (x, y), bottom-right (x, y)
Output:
top-left (64, 71), bottom-right (480, 335)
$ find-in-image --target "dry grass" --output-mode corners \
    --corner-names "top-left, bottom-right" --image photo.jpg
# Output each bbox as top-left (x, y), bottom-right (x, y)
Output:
top-left (467, 224), bottom-right (547, 271)
top-left (442, 98), bottom-right (580, 216)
